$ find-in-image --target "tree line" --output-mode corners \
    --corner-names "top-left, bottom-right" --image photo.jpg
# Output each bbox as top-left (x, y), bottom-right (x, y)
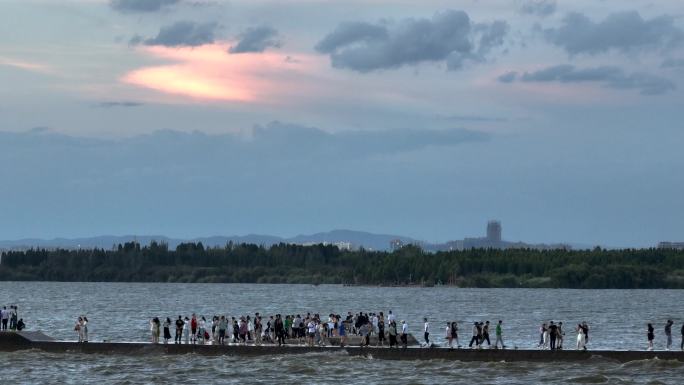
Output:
top-left (1, 242), bottom-right (683, 288)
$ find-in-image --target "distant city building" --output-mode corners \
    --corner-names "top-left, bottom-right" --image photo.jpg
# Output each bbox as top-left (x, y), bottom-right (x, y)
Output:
top-left (334, 242), bottom-right (353, 251)
top-left (423, 220), bottom-right (571, 251)
top-left (487, 220), bottom-right (502, 243)
top-left (658, 242), bottom-right (684, 250)
top-left (299, 241), bottom-right (353, 251)
top-left (389, 239), bottom-right (405, 251)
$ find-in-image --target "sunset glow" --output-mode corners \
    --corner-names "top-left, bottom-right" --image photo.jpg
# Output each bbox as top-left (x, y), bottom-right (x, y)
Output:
top-left (122, 44), bottom-right (319, 103)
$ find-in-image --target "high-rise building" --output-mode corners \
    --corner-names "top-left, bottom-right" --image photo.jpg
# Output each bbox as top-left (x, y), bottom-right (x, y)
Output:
top-left (487, 220), bottom-right (502, 243)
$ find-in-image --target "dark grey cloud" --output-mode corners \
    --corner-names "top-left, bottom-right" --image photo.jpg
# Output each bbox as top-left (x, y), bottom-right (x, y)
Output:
top-left (315, 22), bottom-right (388, 53)
top-left (315, 10), bottom-right (508, 72)
top-left (497, 71), bottom-right (517, 83)
top-left (520, 0), bottom-right (557, 17)
top-left (128, 34), bottom-right (144, 46)
top-left (545, 11), bottom-right (684, 56)
top-left (95, 101), bottom-right (144, 108)
top-left (140, 21), bottom-right (218, 47)
top-left (229, 26), bottom-right (281, 54)
top-left (502, 65), bottom-right (676, 95)
top-left (662, 58), bottom-right (684, 69)
top-left (110, 0), bottom-right (180, 13)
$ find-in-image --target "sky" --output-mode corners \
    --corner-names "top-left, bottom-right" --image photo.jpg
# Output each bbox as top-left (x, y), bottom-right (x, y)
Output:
top-left (0, 0), bottom-right (683, 247)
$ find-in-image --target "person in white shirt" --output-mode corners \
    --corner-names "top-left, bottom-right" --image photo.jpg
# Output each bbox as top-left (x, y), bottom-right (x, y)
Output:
top-left (327, 315), bottom-right (335, 338)
top-left (198, 317), bottom-right (206, 344)
top-left (388, 311), bottom-right (396, 325)
top-left (372, 314), bottom-right (379, 336)
top-left (82, 316), bottom-right (88, 342)
top-left (423, 318), bottom-right (430, 347)
top-left (9, 306), bottom-right (17, 330)
top-left (469, 322), bottom-right (480, 348)
top-left (307, 320), bottom-right (316, 347)
top-left (1, 307), bottom-right (8, 330)
top-left (183, 317), bottom-right (190, 344)
top-left (401, 320), bottom-right (408, 348)
top-left (247, 316), bottom-right (255, 342)
top-left (446, 323), bottom-right (453, 348)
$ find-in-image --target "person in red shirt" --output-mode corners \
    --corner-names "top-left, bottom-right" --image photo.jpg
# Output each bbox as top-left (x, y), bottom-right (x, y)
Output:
top-left (191, 314), bottom-right (198, 344)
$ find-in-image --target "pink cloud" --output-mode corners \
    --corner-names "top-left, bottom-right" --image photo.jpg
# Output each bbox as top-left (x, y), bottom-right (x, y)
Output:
top-left (122, 44), bottom-right (325, 104)
top-left (0, 57), bottom-right (53, 74)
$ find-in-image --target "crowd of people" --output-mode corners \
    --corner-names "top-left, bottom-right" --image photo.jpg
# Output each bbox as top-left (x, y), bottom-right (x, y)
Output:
top-left (0, 305), bottom-right (25, 332)
top-left (647, 320), bottom-right (684, 351)
top-left (6, 304), bottom-right (684, 351)
top-left (142, 313), bottom-right (684, 352)
top-left (532, 321), bottom-right (591, 350)
top-left (149, 310), bottom-right (414, 348)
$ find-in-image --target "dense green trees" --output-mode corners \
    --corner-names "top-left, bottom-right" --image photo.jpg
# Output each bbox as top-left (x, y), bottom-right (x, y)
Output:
top-left (1, 242), bottom-right (682, 288)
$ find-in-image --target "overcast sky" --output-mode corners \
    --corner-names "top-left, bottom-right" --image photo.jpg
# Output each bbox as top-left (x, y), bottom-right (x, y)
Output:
top-left (1, 0), bottom-right (683, 246)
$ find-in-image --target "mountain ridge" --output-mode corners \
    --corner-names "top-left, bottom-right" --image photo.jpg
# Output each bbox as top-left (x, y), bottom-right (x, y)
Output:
top-left (0, 230), bottom-right (417, 252)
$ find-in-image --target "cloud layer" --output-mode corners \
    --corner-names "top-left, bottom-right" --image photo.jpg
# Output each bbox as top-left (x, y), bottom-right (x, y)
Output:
top-left (315, 10), bottom-right (508, 72)
top-left (110, 0), bottom-right (180, 13)
top-left (501, 65), bottom-right (676, 95)
top-left (520, 0), bottom-right (557, 17)
top-left (229, 26), bottom-right (281, 54)
top-left (138, 21), bottom-right (218, 47)
top-left (95, 101), bottom-right (144, 108)
top-left (545, 11), bottom-right (684, 55)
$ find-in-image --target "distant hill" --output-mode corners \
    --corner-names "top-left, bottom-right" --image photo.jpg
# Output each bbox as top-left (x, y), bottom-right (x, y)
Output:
top-left (0, 230), bottom-right (590, 252)
top-left (0, 230), bottom-right (417, 252)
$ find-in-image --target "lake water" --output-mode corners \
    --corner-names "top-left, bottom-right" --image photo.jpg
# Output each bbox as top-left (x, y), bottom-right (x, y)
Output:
top-left (1, 282), bottom-right (683, 384)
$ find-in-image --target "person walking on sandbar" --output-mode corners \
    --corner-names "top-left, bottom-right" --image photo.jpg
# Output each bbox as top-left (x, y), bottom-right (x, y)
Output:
top-left (647, 323), bottom-right (655, 351)
top-left (400, 320), bottom-right (408, 348)
top-left (665, 320), bottom-right (673, 350)
top-left (163, 318), bottom-right (172, 344)
top-left (1, 307), bottom-right (9, 330)
top-left (549, 321), bottom-right (558, 350)
top-left (423, 318), bottom-right (430, 347)
top-left (482, 321), bottom-right (491, 348)
top-left (581, 322), bottom-right (590, 349)
top-left (576, 324), bottom-right (586, 350)
top-left (469, 322), bottom-right (480, 348)
top-left (495, 320), bottom-right (505, 349)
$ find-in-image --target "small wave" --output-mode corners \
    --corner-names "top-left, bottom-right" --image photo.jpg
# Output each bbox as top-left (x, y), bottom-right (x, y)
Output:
top-left (568, 374), bottom-right (609, 384)
top-left (621, 358), bottom-right (684, 369)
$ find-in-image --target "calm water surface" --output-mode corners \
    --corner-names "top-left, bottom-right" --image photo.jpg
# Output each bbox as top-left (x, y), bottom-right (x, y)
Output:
top-left (1, 282), bottom-right (683, 384)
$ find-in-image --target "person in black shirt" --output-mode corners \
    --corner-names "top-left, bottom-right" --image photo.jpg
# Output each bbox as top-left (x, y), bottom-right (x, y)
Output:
top-left (175, 316), bottom-right (184, 344)
top-left (377, 319), bottom-right (385, 346)
top-left (665, 320), bottom-right (673, 350)
top-left (548, 321), bottom-right (558, 350)
top-left (275, 314), bottom-right (286, 346)
top-left (647, 323), bottom-right (654, 351)
top-left (581, 322), bottom-right (589, 348)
